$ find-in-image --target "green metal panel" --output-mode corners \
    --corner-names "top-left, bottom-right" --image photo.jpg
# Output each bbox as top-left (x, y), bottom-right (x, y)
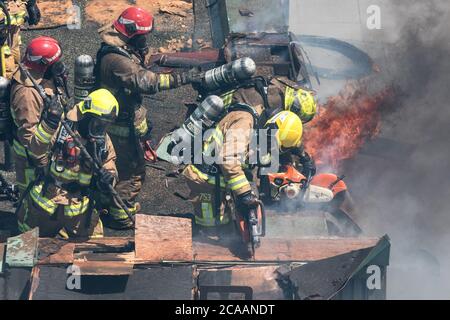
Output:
top-left (332, 235), bottom-right (390, 300)
top-left (5, 228), bottom-right (39, 268)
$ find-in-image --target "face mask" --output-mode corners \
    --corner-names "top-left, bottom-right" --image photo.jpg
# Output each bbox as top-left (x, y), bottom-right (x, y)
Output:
top-left (129, 34), bottom-right (149, 60)
top-left (88, 117), bottom-right (108, 141)
top-left (51, 60), bottom-right (70, 98)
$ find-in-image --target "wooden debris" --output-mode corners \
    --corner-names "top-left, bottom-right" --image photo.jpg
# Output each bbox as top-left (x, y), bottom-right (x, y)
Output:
top-left (160, 6), bottom-right (188, 17)
top-left (159, 0), bottom-right (193, 17)
top-left (73, 259), bottom-right (134, 276)
top-left (193, 238), bottom-right (380, 262)
top-left (135, 214), bottom-right (193, 262)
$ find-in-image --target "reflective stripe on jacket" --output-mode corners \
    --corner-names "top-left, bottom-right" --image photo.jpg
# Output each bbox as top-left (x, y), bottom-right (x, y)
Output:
top-left (184, 109), bottom-right (255, 196)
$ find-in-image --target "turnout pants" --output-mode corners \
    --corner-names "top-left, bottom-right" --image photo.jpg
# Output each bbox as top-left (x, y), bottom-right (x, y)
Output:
top-left (104, 132), bottom-right (144, 228)
top-left (16, 185), bottom-right (103, 238)
top-left (184, 165), bottom-right (231, 227)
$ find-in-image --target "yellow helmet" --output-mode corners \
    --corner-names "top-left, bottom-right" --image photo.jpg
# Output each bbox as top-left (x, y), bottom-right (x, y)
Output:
top-left (78, 88), bottom-right (119, 122)
top-left (265, 111), bottom-right (303, 150)
top-left (285, 87), bottom-right (317, 123)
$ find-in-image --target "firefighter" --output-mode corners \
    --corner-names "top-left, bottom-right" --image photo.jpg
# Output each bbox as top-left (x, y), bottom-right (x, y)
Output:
top-left (95, 6), bottom-right (193, 229)
top-left (182, 106), bottom-right (304, 230)
top-left (9, 36), bottom-right (69, 194)
top-left (1, 0), bottom-right (41, 79)
top-left (220, 43), bottom-right (319, 177)
top-left (221, 80), bottom-right (317, 178)
top-left (16, 89), bottom-right (120, 238)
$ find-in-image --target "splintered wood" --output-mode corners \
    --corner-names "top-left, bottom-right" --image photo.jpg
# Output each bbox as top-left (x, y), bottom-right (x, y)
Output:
top-left (193, 238), bottom-right (380, 262)
top-left (135, 214), bottom-right (193, 262)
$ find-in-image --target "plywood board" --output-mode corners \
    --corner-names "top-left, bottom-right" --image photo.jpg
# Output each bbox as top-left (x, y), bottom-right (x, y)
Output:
top-left (135, 214), bottom-right (193, 261)
top-left (73, 260), bottom-right (134, 276)
top-left (38, 241), bottom-right (75, 265)
top-left (193, 238), bottom-right (379, 262)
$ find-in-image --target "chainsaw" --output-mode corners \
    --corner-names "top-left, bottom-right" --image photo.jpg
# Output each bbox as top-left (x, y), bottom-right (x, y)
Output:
top-left (265, 165), bottom-right (348, 206)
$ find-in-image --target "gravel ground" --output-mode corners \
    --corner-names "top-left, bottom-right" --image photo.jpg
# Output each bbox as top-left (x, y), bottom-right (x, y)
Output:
top-left (0, 0), bottom-right (197, 237)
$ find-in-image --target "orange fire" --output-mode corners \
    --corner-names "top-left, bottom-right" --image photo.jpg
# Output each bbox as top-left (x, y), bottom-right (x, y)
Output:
top-left (304, 82), bottom-right (393, 170)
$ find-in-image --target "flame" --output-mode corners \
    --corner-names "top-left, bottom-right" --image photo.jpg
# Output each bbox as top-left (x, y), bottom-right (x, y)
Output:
top-left (304, 82), bottom-right (393, 170)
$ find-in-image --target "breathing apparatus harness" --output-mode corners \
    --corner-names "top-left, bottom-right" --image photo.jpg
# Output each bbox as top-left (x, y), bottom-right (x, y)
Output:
top-left (18, 63), bottom-right (136, 225)
top-left (190, 76), bottom-right (274, 225)
top-left (94, 43), bottom-right (155, 165)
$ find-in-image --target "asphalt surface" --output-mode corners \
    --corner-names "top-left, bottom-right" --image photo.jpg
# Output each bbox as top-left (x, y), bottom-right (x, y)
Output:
top-left (0, 0), bottom-right (197, 237)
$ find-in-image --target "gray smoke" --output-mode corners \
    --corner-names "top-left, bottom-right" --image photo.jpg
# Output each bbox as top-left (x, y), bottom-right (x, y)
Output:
top-left (346, 0), bottom-right (450, 299)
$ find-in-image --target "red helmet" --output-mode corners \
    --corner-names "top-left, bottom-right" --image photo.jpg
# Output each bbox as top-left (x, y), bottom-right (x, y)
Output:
top-left (23, 36), bottom-right (62, 73)
top-left (113, 7), bottom-right (154, 39)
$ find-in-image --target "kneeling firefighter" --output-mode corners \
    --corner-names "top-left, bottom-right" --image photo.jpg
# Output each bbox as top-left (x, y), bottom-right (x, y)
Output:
top-left (95, 7), bottom-right (196, 229)
top-left (16, 89), bottom-right (119, 238)
top-left (224, 81), bottom-right (318, 179)
top-left (182, 96), bottom-right (304, 231)
top-left (220, 45), bottom-right (319, 178)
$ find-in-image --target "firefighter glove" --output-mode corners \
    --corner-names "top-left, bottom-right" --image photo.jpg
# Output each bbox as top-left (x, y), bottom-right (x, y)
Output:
top-left (180, 68), bottom-right (203, 85)
top-left (97, 168), bottom-right (115, 193)
top-left (236, 191), bottom-right (259, 213)
top-left (26, 0), bottom-right (41, 26)
top-left (42, 95), bottom-right (63, 130)
top-left (300, 151), bottom-right (316, 177)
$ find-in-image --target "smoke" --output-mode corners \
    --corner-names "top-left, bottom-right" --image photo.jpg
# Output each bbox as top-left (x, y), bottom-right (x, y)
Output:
top-left (345, 0), bottom-right (450, 299)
